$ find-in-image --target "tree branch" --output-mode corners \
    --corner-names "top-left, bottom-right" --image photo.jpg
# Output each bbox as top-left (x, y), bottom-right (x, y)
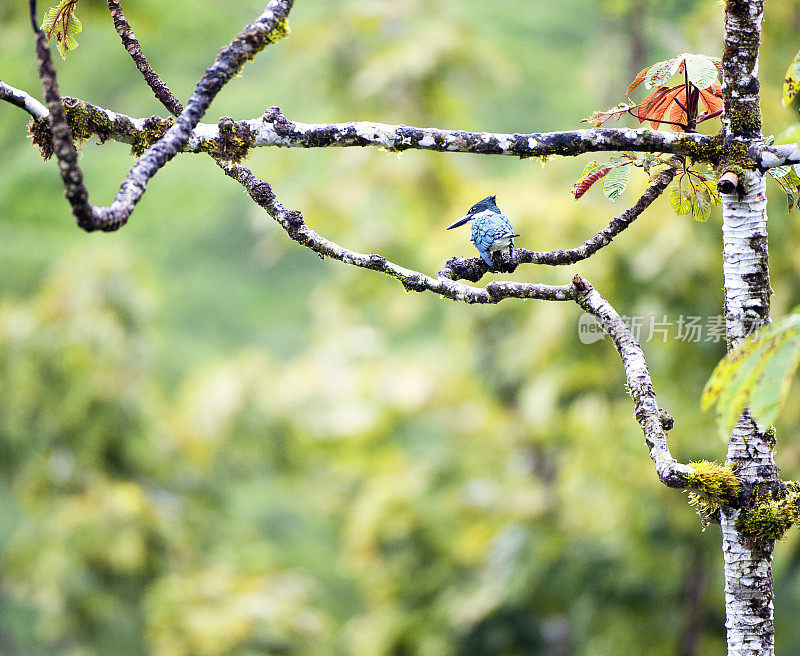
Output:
top-left (216, 158), bottom-right (695, 492)
top-left (6, 88), bottom-right (716, 164)
top-left (0, 79), bottom-right (48, 119)
top-left (571, 275), bottom-right (693, 489)
top-left (215, 159), bottom-right (573, 304)
top-left (13, 90), bottom-right (794, 173)
top-left (439, 165), bottom-right (678, 282)
top-left (249, 107), bottom-right (708, 159)
top-left (28, 0), bottom-right (293, 232)
top-left (756, 143), bottom-right (800, 169)
top-left (105, 0), bottom-right (184, 117)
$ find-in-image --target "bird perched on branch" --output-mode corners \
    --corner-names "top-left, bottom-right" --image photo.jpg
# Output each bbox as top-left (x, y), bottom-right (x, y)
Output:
top-left (446, 195), bottom-right (519, 268)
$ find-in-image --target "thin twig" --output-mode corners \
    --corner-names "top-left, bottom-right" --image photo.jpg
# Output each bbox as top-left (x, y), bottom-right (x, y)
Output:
top-left (105, 0), bottom-right (184, 116)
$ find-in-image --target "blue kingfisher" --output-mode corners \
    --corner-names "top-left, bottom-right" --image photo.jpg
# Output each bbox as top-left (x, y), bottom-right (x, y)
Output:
top-left (446, 195), bottom-right (519, 267)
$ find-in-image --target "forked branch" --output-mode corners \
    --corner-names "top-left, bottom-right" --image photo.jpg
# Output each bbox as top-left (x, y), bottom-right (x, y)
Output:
top-left (16, 0), bottom-right (731, 499)
top-left (28, 0), bottom-right (294, 232)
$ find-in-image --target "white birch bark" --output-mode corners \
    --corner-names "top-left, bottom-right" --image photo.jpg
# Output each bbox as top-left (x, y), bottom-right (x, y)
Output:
top-left (720, 172), bottom-right (776, 656)
top-left (719, 1), bottom-right (777, 653)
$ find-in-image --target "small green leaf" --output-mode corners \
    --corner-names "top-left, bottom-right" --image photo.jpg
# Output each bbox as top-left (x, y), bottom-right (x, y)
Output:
top-left (769, 166), bottom-right (800, 211)
top-left (690, 191), bottom-right (711, 222)
top-left (668, 183), bottom-right (691, 215)
top-left (683, 54), bottom-right (719, 89)
top-left (602, 164), bottom-right (631, 202)
top-left (783, 48), bottom-right (800, 108)
top-left (579, 160), bottom-right (600, 180)
top-left (694, 173), bottom-right (721, 204)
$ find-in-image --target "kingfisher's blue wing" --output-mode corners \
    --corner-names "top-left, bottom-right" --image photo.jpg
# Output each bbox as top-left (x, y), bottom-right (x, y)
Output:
top-left (470, 213), bottom-right (516, 261)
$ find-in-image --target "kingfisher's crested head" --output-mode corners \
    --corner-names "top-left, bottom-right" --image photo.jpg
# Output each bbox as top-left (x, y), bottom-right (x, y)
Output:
top-left (446, 195), bottom-right (500, 230)
top-left (466, 195), bottom-right (500, 216)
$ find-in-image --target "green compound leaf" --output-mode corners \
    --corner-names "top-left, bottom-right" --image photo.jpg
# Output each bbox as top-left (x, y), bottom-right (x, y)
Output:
top-left (702, 315), bottom-right (800, 440)
top-left (42, 0), bottom-right (82, 60)
top-left (668, 173), bottom-right (719, 221)
top-left (642, 53), bottom-right (719, 91)
top-left (783, 48), bottom-right (800, 108)
top-left (602, 163), bottom-right (631, 202)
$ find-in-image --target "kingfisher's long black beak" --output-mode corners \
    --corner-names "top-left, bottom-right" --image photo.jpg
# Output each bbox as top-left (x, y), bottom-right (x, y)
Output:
top-left (446, 215), bottom-right (471, 230)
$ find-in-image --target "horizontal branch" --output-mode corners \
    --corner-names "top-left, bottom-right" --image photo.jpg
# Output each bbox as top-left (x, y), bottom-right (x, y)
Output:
top-left (757, 143), bottom-right (800, 169)
top-left (439, 165), bottom-right (677, 282)
top-left (4, 89), bottom-right (714, 162)
top-left (217, 107), bottom-right (711, 159)
top-left (8, 87), bottom-right (794, 175)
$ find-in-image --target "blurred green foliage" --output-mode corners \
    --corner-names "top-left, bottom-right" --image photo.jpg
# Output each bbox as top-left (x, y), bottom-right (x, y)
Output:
top-left (2, 2), bottom-right (800, 655)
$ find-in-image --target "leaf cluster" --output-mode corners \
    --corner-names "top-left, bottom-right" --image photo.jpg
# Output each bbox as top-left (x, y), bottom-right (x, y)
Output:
top-left (584, 53), bottom-right (722, 133)
top-left (667, 169), bottom-right (720, 222)
top-left (628, 54), bottom-right (722, 133)
top-left (41, 0), bottom-right (81, 60)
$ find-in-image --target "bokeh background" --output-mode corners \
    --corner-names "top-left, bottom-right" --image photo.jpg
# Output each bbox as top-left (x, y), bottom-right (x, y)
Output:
top-left (1, 1), bottom-right (800, 655)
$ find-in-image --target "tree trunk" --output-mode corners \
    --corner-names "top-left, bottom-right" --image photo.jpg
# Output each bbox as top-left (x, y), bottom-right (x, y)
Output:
top-left (719, 1), bottom-right (777, 654)
top-left (719, 172), bottom-right (776, 655)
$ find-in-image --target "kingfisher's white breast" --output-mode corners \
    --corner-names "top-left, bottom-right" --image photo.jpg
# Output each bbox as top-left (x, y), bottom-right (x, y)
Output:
top-left (488, 235), bottom-right (514, 252)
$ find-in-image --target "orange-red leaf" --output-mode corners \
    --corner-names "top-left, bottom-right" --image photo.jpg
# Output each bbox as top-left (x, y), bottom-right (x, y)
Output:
top-left (642, 87), bottom-right (683, 128)
top-left (700, 84), bottom-right (723, 115)
top-left (637, 88), bottom-right (669, 123)
top-left (667, 90), bottom-right (688, 132)
top-left (626, 66), bottom-right (651, 94)
top-left (572, 167), bottom-right (611, 200)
